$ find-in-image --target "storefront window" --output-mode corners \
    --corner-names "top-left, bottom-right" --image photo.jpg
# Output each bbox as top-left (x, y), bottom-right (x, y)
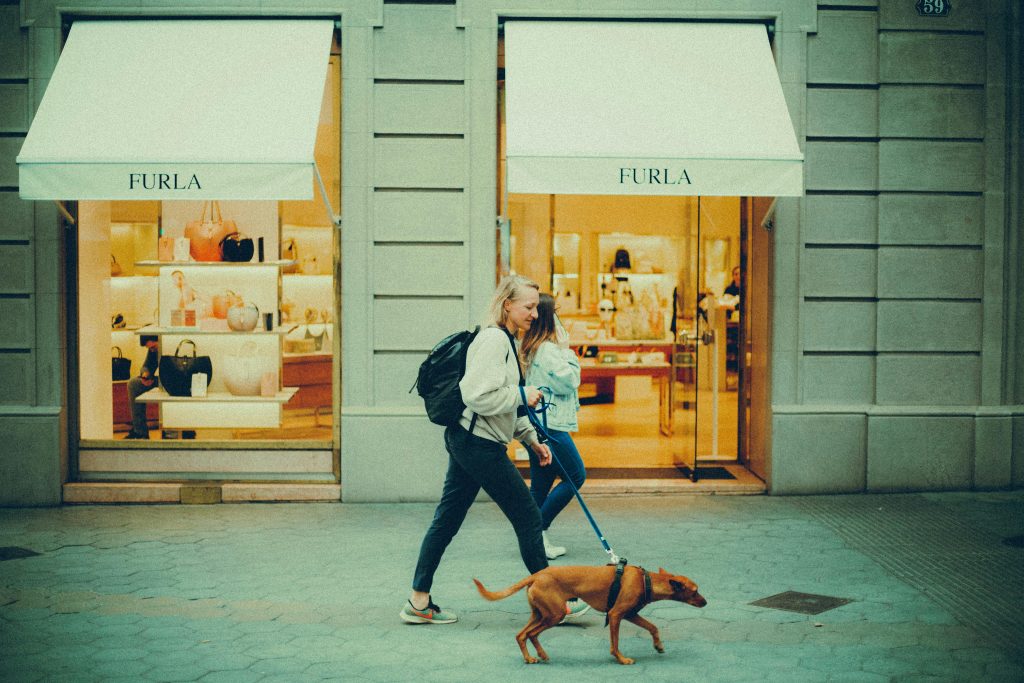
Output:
top-left (498, 25), bottom-right (748, 475)
top-left (80, 55), bottom-right (341, 445)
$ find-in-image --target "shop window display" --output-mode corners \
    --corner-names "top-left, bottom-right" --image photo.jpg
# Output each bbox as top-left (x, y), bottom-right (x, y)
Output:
top-left (82, 54), bottom-right (341, 445)
top-left (92, 199), bottom-right (337, 442)
top-left (502, 194), bottom-right (742, 471)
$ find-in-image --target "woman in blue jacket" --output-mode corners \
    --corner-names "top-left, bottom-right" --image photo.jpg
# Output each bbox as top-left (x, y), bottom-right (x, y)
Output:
top-left (521, 293), bottom-right (586, 559)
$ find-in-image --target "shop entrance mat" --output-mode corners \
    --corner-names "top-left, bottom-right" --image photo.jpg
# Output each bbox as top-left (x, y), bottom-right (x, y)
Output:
top-left (516, 466), bottom-right (737, 480)
top-left (677, 466), bottom-right (737, 480)
top-left (750, 591), bottom-right (852, 615)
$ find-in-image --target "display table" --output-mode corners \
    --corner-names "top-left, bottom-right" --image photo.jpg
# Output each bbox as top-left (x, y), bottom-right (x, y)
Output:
top-left (571, 340), bottom-right (673, 400)
top-left (580, 361), bottom-right (673, 436)
top-left (283, 352), bottom-right (332, 423)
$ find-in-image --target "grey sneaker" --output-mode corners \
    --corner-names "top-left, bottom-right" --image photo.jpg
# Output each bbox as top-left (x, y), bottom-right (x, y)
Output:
top-left (400, 599), bottom-right (458, 624)
top-left (561, 598), bottom-right (590, 622)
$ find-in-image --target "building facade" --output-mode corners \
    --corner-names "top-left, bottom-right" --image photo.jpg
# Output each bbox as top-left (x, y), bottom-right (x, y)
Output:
top-left (0, 0), bottom-right (1020, 504)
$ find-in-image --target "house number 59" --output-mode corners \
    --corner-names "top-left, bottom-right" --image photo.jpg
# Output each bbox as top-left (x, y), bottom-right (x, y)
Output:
top-left (915, 0), bottom-right (951, 16)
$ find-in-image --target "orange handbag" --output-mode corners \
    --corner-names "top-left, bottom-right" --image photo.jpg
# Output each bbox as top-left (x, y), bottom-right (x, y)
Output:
top-left (184, 201), bottom-right (236, 262)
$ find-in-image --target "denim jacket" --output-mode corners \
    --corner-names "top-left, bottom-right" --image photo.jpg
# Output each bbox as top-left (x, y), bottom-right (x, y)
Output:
top-left (525, 341), bottom-right (581, 433)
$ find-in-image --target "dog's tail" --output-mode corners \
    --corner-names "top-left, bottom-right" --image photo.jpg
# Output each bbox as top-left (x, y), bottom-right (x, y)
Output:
top-left (473, 576), bottom-right (534, 601)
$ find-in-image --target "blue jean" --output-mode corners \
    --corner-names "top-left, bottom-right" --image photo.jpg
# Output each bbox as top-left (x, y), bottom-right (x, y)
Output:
top-left (412, 424), bottom-right (548, 593)
top-left (529, 429), bottom-right (586, 531)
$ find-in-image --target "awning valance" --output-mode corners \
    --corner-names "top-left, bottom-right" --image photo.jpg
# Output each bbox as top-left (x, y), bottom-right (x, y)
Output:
top-left (504, 21), bottom-right (804, 197)
top-left (17, 19), bottom-right (334, 200)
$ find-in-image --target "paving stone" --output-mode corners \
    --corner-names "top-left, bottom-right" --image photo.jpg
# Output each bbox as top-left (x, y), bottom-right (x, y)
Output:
top-left (147, 663), bottom-right (215, 682)
top-left (247, 656), bottom-right (313, 674)
top-left (197, 668), bottom-right (264, 683)
top-left (1, 493), bottom-right (1021, 680)
top-left (142, 649), bottom-right (201, 667)
top-left (90, 645), bottom-right (150, 663)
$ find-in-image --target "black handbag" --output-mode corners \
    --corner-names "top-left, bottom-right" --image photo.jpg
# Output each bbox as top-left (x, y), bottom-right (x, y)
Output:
top-left (111, 346), bottom-right (131, 381)
top-left (219, 231), bottom-right (255, 263)
top-left (158, 339), bottom-right (213, 397)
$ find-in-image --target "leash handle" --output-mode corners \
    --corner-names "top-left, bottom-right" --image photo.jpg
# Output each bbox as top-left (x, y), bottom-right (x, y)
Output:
top-left (520, 387), bottom-right (618, 560)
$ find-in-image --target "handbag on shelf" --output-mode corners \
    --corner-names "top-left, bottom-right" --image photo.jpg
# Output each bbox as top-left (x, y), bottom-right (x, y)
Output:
top-left (158, 339), bottom-right (213, 397)
top-left (111, 346), bottom-right (131, 381)
top-left (304, 324), bottom-right (328, 351)
top-left (219, 231), bottom-right (255, 263)
top-left (184, 201), bottom-right (236, 262)
top-left (223, 341), bottom-right (272, 396)
top-left (211, 291), bottom-right (243, 319)
top-left (158, 236), bottom-right (175, 261)
top-left (110, 255), bottom-right (122, 277)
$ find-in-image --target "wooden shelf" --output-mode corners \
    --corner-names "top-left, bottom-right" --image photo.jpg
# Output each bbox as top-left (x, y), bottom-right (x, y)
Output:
top-left (134, 325), bottom-right (287, 336)
top-left (283, 351), bottom-right (333, 359)
top-left (135, 260), bottom-right (296, 268)
top-left (137, 388), bottom-right (298, 404)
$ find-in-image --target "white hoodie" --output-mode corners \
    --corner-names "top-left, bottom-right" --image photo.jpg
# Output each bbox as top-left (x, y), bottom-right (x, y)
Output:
top-left (457, 326), bottom-right (539, 446)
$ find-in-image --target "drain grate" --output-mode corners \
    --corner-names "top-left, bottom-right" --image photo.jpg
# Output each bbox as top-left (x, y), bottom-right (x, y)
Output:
top-left (0, 547), bottom-right (41, 561)
top-left (1002, 535), bottom-right (1024, 548)
top-left (750, 590), bottom-right (852, 615)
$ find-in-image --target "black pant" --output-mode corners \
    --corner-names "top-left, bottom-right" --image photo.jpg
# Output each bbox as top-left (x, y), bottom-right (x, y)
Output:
top-left (412, 424), bottom-right (548, 593)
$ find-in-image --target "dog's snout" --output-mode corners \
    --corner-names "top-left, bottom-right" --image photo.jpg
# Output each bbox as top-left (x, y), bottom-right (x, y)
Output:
top-left (692, 593), bottom-right (707, 608)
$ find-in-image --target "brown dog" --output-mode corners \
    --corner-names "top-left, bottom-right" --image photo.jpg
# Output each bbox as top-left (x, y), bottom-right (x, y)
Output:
top-left (474, 564), bottom-right (706, 665)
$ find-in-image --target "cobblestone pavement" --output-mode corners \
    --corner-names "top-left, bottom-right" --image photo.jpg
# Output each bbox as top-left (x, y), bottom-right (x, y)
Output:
top-left (1, 491), bottom-right (1022, 682)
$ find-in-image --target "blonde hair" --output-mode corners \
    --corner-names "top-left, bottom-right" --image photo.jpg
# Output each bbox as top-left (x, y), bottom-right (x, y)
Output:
top-left (484, 274), bottom-right (540, 330)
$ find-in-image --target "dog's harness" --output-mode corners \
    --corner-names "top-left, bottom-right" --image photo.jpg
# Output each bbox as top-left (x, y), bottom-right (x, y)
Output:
top-left (604, 558), bottom-right (653, 626)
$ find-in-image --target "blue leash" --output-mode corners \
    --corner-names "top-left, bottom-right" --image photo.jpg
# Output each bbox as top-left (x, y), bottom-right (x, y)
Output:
top-left (519, 385), bottom-right (621, 564)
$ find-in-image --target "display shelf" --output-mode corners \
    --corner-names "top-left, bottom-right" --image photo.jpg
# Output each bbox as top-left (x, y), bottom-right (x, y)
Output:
top-left (283, 350), bottom-right (333, 358)
top-left (137, 388), bottom-right (298, 403)
top-left (134, 325), bottom-right (287, 336)
top-left (598, 272), bottom-right (667, 280)
top-left (135, 259), bottom-right (296, 268)
top-left (568, 338), bottom-right (673, 347)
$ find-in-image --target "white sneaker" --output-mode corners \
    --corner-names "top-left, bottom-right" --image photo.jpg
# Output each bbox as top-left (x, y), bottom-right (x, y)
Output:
top-left (562, 598), bottom-right (590, 622)
top-left (543, 531), bottom-right (566, 559)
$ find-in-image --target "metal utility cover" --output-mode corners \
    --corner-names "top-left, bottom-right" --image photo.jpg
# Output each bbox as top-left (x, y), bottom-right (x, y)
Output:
top-left (750, 591), bottom-right (852, 615)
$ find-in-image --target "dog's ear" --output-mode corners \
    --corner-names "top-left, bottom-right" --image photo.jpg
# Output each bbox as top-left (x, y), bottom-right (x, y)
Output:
top-left (669, 579), bottom-right (684, 593)
top-left (659, 567), bottom-right (668, 575)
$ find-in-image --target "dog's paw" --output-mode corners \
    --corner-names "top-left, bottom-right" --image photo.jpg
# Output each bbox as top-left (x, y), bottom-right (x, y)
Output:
top-left (524, 657), bottom-right (539, 664)
top-left (618, 657), bottom-right (635, 665)
top-left (654, 642), bottom-right (665, 653)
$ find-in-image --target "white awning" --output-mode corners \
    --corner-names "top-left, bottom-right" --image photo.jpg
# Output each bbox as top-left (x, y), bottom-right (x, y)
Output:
top-left (17, 19), bottom-right (333, 200)
top-left (504, 21), bottom-right (804, 197)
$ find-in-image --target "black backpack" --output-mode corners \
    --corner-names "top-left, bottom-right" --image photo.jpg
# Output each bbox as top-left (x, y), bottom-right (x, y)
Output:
top-left (411, 326), bottom-right (480, 427)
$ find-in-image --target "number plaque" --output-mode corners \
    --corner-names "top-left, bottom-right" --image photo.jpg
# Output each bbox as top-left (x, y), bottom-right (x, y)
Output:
top-left (915, 0), bottom-right (951, 16)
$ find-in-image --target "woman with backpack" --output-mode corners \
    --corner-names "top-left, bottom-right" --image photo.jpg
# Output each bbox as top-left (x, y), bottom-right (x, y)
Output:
top-left (401, 274), bottom-right (589, 625)
top-left (520, 293), bottom-right (586, 560)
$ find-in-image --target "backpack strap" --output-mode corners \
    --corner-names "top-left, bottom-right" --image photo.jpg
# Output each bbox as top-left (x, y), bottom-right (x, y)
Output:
top-left (500, 327), bottom-right (525, 386)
